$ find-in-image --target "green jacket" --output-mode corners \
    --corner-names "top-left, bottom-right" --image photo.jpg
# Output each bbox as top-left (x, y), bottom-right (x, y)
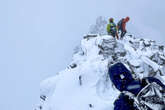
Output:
top-left (107, 22), bottom-right (117, 33)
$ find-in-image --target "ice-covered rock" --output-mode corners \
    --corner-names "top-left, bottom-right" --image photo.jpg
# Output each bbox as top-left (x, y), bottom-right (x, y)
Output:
top-left (35, 35), bottom-right (165, 110)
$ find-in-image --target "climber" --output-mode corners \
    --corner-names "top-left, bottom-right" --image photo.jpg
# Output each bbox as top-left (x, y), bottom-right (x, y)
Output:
top-left (107, 18), bottom-right (119, 39)
top-left (108, 62), bottom-right (165, 110)
top-left (117, 17), bottom-right (130, 39)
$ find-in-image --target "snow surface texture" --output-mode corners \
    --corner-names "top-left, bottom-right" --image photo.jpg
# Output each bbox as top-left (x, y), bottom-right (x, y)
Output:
top-left (35, 35), bottom-right (165, 110)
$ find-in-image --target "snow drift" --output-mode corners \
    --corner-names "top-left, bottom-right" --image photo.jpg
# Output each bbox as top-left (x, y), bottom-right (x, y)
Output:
top-left (35, 35), bottom-right (165, 110)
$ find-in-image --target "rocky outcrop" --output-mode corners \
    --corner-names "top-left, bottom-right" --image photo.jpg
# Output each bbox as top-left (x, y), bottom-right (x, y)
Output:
top-left (35, 35), bottom-right (165, 110)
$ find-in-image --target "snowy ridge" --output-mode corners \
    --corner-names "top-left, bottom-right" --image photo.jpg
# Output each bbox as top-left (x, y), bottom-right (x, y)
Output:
top-left (35, 35), bottom-right (165, 110)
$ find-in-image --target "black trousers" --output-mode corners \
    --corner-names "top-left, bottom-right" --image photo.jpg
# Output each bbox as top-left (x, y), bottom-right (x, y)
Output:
top-left (118, 28), bottom-right (126, 39)
top-left (108, 31), bottom-right (116, 38)
top-left (121, 31), bottom-right (126, 39)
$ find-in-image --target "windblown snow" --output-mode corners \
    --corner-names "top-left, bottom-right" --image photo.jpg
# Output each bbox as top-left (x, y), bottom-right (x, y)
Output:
top-left (35, 35), bottom-right (165, 110)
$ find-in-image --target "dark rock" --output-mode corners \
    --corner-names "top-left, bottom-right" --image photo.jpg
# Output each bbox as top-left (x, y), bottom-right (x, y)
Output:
top-left (89, 104), bottom-right (93, 108)
top-left (128, 35), bottom-right (133, 37)
top-left (79, 75), bottom-right (82, 86)
top-left (84, 35), bottom-right (97, 40)
top-left (98, 50), bottom-right (103, 55)
top-left (129, 40), bottom-right (133, 44)
top-left (120, 52), bottom-right (126, 57)
top-left (112, 54), bottom-right (118, 61)
top-left (156, 69), bottom-right (163, 76)
top-left (140, 39), bottom-right (144, 41)
top-left (70, 63), bottom-right (77, 69)
top-left (143, 41), bottom-right (151, 47)
top-left (98, 44), bottom-right (104, 50)
top-left (40, 95), bottom-right (46, 101)
top-left (150, 53), bottom-right (165, 65)
top-left (39, 106), bottom-right (42, 110)
top-left (126, 61), bottom-right (135, 74)
top-left (159, 45), bottom-right (164, 51)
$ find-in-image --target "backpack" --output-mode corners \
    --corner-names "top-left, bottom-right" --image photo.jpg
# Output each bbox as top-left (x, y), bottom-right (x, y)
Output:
top-left (107, 22), bottom-right (116, 33)
top-left (108, 63), bottom-right (134, 92)
top-left (117, 19), bottom-right (124, 30)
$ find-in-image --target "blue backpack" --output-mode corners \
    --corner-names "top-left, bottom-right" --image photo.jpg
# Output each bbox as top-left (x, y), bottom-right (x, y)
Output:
top-left (108, 63), bottom-right (142, 95)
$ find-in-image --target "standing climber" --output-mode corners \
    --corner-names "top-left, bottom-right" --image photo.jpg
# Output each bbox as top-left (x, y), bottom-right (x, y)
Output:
top-left (107, 18), bottom-right (119, 39)
top-left (117, 17), bottom-right (130, 39)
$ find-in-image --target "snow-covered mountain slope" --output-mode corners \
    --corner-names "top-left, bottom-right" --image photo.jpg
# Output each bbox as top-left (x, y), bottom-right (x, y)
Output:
top-left (35, 35), bottom-right (165, 110)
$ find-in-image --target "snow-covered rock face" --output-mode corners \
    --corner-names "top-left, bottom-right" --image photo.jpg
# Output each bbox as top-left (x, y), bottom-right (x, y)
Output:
top-left (35, 35), bottom-right (165, 110)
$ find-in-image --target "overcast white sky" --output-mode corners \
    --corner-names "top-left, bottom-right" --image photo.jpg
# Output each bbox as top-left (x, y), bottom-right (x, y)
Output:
top-left (0, 0), bottom-right (165, 110)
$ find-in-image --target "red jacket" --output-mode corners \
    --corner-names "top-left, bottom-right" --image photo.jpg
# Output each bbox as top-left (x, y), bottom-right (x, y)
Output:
top-left (122, 18), bottom-right (129, 31)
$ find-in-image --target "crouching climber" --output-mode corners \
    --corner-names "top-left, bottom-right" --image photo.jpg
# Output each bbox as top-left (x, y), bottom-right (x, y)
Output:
top-left (108, 62), bottom-right (165, 110)
top-left (107, 18), bottom-right (119, 39)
